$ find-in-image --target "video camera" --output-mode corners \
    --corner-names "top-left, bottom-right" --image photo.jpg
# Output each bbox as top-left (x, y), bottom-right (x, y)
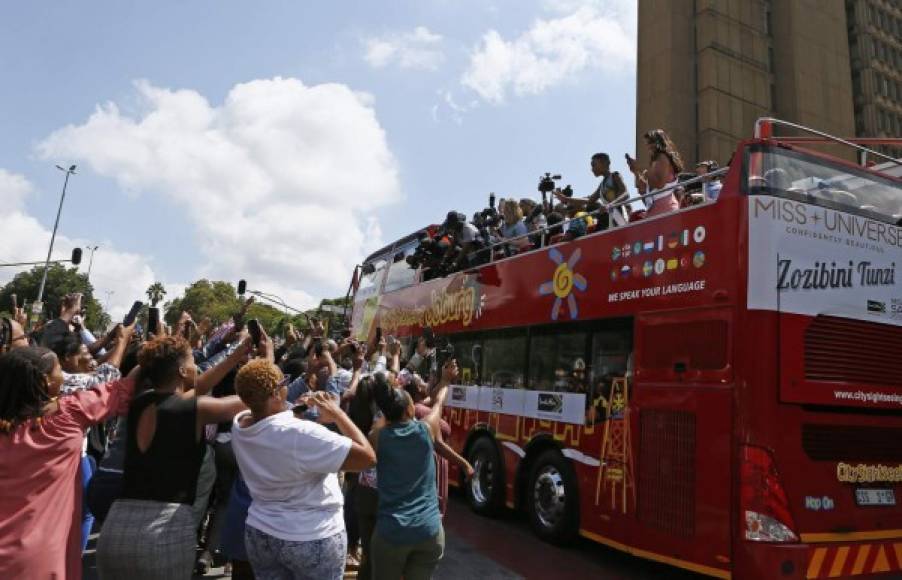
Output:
top-left (538, 173), bottom-right (561, 193)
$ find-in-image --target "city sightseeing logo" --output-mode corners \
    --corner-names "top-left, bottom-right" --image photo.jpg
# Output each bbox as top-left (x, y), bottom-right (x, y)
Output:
top-left (538, 247), bottom-right (587, 321)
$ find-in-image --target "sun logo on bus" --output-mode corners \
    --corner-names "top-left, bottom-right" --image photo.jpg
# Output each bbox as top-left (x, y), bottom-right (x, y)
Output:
top-left (538, 247), bottom-right (587, 321)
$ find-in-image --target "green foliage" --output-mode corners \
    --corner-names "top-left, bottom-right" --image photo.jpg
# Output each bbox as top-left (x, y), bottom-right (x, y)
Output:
top-left (163, 280), bottom-right (303, 334)
top-left (0, 264), bottom-right (111, 330)
top-left (145, 282), bottom-right (167, 307)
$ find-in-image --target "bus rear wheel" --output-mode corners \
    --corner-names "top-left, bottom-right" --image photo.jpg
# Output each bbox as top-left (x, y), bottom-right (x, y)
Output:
top-left (527, 449), bottom-right (579, 544)
top-left (466, 437), bottom-right (505, 516)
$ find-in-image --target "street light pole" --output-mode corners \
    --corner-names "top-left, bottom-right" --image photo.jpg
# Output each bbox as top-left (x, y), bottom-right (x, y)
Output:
top-left (86, 245), bottom-right (99, 283)
top-left (35, 164), bottom-right (77, 313)
top-left (104, 290), bottom-right (114, 313)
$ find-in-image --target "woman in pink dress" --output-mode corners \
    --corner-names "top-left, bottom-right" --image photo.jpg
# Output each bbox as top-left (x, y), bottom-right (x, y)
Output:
top-left (0, 343), bottom-right (136, 579)
top-left (627, 129), bottom-right (685, 217)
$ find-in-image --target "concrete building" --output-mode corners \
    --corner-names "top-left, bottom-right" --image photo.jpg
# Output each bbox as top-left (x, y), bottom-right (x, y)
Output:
top-left (636, 0), bottom-right (899, 167)
top-left (846, 0), bottom-right (902, 158)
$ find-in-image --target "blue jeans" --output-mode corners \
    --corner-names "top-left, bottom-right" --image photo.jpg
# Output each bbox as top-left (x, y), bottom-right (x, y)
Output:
top-left (245, 525), bottom-right (346, 580)
top-left (80, 454), bottom-right (95, 552)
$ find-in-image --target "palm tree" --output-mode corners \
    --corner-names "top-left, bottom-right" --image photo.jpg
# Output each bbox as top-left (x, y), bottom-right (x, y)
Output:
top-left (146, 282), bottom-right (167, 307)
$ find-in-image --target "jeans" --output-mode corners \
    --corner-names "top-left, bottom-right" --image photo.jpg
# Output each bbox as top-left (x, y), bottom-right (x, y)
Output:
top-left (370, 526), bottom-right (445, 580)
top-left (80, 455), bottom-right (96, 552)
top-left (244, 525), bottom-right (346, 580)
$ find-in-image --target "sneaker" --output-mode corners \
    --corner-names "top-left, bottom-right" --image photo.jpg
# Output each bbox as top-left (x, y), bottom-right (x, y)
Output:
top-left (195, 550), bottom-right (213, 575)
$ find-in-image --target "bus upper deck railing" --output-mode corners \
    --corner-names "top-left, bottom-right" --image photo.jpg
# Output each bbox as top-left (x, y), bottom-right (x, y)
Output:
top-left (467, 166), bottom-right (731, 267)
top-left (754, 117), bottom-right (902, 167)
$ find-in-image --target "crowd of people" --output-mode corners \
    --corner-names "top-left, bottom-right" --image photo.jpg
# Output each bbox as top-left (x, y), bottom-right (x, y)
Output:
top-left (0, 127), bottom-right (725, 580)
top-left (0, 291), bottom-right (474, 580)
top-left (410, 129), bottom-right (725, 280)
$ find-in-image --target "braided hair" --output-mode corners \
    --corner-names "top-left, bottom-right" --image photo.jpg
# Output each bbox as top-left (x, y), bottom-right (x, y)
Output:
top-left (0, 317), bottom-right (11, 354)
top-left (0, 347), bottom-right (57, 433)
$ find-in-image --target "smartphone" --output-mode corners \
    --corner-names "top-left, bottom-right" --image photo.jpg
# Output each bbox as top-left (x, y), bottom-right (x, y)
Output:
top-left (247, 318), bottom-right (262, 345)
top-left (123, 301), bottom-right (144, 327)
top-left (10, 294), bottom-right (17, 312)
top-left (147, 307), bottom-right (160, 337)
top-left (375, 326), bottom-right (383, 343)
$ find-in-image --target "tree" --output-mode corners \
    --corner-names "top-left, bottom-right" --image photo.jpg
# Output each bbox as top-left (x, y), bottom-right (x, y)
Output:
top-left (146, 282), bottom-right (167, 307)
top-left (0, 264), bottom-right (110, 330)
top-left (162, 279), bottom-right (297, 334)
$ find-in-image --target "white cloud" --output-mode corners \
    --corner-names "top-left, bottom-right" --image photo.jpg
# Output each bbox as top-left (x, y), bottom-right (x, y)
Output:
top-left (38, 77), bottom-right (402, 310)
top-left (364, 26), bottom-right (445, 70)
top-left (0, 169), bottom-right (160, 320)
top-left (462, 1), bottom-right (636, 103)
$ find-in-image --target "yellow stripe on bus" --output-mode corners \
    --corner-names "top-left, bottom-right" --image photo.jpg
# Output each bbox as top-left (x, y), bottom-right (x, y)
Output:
top-left (850, 545), bottom-right (871, 576)
top-left (579, 529), bottom-right (731, 579)
top-left (807, 548), bottom-right (827, 579)
top-left (828, 546), bottom-right (849, 578)
top-left (801, 529), bottom-right (902, 543)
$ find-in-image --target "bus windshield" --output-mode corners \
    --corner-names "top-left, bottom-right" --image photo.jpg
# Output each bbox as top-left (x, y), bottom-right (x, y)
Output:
top-left (747, 145), bottom-right (902, 222)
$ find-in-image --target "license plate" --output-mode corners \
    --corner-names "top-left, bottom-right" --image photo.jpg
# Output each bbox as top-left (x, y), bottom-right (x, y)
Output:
top-left (855, 488), bottom-right (896, 506)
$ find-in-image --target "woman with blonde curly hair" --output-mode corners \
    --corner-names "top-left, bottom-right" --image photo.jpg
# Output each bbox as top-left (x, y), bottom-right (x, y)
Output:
top-left (627, 129), bottom-right (685, 216)
top-left (96, 335), bottom-right (249, 580)
top-left (230, 359), bottom-right (375, 580)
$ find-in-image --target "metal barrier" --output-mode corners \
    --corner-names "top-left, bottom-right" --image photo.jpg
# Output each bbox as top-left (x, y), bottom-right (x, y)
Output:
top-left (466, 166), bottom-right (730, 267)
top-left (754, 117), bottom-right (901, 167)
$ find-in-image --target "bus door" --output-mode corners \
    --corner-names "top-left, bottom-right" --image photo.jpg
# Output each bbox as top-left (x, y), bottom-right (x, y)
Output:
top-left (632, 307), bottom-right (734, 569)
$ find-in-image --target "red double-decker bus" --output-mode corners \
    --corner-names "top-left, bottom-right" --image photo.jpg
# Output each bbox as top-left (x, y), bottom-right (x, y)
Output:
top-left (349, 120), bottom-right (902, 579)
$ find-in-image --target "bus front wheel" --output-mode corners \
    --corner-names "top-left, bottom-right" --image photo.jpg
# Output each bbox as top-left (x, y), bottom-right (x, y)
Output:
top-left (527, 449), bottom-right (579, 544)
top-left (466, 436), bottom-right (505, 516)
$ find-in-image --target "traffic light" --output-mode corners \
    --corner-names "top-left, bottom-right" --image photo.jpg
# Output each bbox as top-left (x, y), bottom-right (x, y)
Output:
top-left (237, 279), bottom-right (247, 295)
top-left (71, 247), bottom-right (82, 265)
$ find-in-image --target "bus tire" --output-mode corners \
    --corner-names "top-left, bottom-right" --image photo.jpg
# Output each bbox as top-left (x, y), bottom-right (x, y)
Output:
top-left (466, 436), bottom-right (505, 516)
top-left (527, 449), bottom-right (579, 544)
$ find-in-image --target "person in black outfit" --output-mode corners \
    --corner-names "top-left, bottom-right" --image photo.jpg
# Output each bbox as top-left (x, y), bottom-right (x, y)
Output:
top-left (96, 336), bottom-right (249, 580)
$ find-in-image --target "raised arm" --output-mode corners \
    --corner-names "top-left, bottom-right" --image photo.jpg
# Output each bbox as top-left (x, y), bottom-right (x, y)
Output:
top-left (98, 323), bottom-right (134, 369)
top-left (196, 395), bottom-right (247, 435)
top-left (191, 336), bottom-right (252, 397)
top-left (423, 359), bottom-right (457, 435)
top-left (307, 391), bottom-right (376, 472)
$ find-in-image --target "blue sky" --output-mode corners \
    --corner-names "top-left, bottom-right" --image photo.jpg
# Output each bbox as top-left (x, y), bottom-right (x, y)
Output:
top-left (0, 0), bottom-right (637, 316)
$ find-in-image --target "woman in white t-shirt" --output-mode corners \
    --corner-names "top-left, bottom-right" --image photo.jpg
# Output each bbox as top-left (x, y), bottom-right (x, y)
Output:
top-left (231, 360), bottom-right (376, 580)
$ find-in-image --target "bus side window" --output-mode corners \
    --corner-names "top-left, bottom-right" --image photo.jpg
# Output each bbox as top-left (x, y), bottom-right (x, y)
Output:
top-left (482, 332), bottom-right (527, 389)
top-left (450, 336), bottom-right (481, 386)
top-left (528, 331), bottom-right (589, 394)
top-left (588, 329), bottom-right (633, 424)
top-left (358, 258), bottom-right (388, 295)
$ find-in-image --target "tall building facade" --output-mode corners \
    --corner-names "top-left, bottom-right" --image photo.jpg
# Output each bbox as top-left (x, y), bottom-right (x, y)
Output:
top-left (635, 0), bottom-right (893, 168)
top-left (846, 0), bottom-right (902, 158)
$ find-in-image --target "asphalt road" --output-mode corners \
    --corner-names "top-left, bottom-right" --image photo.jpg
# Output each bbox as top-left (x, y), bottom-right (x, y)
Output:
top-left (84, 492), bottom-right (705, 579)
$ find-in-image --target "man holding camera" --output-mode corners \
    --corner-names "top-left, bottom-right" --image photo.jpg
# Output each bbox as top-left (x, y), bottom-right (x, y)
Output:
top-left (442, 211), bottom-right (485, 273)
top-left (554, 152), bottom-right (628, 229)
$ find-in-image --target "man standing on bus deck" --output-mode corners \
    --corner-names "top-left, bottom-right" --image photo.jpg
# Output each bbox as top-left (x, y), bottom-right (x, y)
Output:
top-left (554, 153), bottom-right (629, 229)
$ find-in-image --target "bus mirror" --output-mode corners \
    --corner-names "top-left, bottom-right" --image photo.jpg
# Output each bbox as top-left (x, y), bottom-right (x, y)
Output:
top-left (361, 263), bottom-right (376, 275)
